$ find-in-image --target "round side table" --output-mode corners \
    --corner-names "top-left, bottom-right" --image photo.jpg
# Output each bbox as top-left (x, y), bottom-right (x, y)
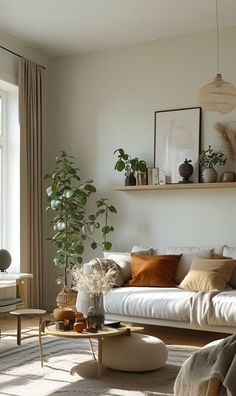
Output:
top-left (10, 308), bottom-right (46, 366)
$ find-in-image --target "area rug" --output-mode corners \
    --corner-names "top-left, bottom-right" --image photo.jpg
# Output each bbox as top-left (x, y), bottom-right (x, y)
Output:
top-left (0, 335), bottom-right (199, 396)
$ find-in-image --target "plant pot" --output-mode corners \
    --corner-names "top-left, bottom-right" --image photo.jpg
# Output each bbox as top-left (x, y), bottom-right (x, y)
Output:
top-left (202, 167), bottom-right (217, 183)
top-left (125, 174), bottom-right (136, 186)
top-left (53, 307), bottom-right (76, 322)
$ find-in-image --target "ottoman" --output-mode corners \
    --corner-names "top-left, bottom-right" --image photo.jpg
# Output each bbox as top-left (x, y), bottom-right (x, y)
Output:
top-left (103, 332), bottom-right (168, 372)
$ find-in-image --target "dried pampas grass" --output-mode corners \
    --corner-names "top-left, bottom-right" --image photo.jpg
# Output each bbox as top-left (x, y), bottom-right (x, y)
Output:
top-left (214, 122), bottom-right (236, 159)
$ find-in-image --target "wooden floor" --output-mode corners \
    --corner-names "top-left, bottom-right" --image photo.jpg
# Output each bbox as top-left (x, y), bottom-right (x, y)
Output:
top-left (0, 312), bottom-right (228, 347)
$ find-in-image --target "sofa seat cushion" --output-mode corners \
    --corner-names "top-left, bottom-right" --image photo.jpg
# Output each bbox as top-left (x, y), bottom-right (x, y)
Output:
top-left (209, 290), bottom-right (236, 326)
top-left (104, 287), bottom-right (195, 322)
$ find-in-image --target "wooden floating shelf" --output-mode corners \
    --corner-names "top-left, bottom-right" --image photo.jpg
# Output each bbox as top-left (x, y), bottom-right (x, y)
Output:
top-left (113, 182), bottom-right (236, 191)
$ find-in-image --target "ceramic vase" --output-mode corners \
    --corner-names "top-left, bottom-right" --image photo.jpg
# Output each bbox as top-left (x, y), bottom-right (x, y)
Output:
top-left (125, 174), bottom-right (136, 186)
top-left (202, 167), bottom-right (217, 183)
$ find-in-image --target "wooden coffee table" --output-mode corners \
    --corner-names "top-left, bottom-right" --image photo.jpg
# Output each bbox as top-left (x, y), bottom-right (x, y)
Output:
top-left (42, 323), bottom-right (134, 377)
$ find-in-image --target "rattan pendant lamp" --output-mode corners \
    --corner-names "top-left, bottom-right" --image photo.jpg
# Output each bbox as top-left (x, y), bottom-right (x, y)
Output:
top-left (197, 0), bottom-right (236, 114)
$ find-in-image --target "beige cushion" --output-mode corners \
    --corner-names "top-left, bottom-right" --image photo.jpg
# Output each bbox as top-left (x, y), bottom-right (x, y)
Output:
top-left (179, 257), bottom-right (236, 292)
top-left (103, 333), bottom-right (168, 372)
top-left (223, 247), bottom-right (236, 288)
top-left (103, 252), bottom-right (131, 283)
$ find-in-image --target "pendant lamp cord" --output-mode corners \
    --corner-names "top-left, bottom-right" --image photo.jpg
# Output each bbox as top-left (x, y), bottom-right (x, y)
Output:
top-left (216, 0), bottom-right (220, 74)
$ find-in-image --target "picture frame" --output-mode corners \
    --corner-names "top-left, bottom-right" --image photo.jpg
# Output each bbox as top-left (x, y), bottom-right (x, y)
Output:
top-left (154, 107), bottom-right (201, 184)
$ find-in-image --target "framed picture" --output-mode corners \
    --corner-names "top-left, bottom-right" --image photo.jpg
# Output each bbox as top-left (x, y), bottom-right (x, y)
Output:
top-left (154, 107), bottom-right (201, 183)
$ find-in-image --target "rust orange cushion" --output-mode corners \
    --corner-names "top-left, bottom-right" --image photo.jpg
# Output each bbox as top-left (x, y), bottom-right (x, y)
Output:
top-left (126, 254), bottom-right (182, 287)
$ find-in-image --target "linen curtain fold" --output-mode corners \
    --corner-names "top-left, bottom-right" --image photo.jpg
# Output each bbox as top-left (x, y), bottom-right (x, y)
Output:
top-left (19, 58), bottom-right (44, 308)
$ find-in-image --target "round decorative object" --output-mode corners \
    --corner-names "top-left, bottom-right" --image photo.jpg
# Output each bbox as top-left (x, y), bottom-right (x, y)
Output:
top-left (178, 159), bottom-right (193, 183)
top-left (0, 249), bottom-right (12, 272)
top-left (125, 173), bottom-right (136, 186)
top-left (202, 167), bottom-right (217, 183)
top-left (73, 314), bottom-right (87, 333)
top-left (53, 307), bottom-right (76, 322)
top-left (220, 172), bottom-right (235, 182)
top-left (103, 333), bottom-right (168, 372)
top-left (56, 287), bottom-right (78, 310)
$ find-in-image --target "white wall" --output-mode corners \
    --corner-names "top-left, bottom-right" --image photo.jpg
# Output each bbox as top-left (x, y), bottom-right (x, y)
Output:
top-left (46, 27), bottom-right (236, 309)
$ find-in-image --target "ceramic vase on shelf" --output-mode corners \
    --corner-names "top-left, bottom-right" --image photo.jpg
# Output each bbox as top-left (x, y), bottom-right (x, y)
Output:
top-left (87, 293), bottom-right (105, 331)
top-left (125, 173), bottom-right (136, 186)
top-left (202, 167), bottom-right (217, 183)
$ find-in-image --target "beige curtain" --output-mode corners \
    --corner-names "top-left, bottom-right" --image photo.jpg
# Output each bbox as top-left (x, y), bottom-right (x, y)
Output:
top-left (19, 58), bottom-right (44, 308)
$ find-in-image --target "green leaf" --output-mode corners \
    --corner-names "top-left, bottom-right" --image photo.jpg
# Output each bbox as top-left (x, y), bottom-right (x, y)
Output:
top-left (96, 209), bottom-right (105, 216)
top-left (103, 241), bottom-right (112, 251)
top-left (84, 184), bottom-right (96, 192)
top-left (109, 205), bottom-right (117, 213)
top-left (114, 148), bottom-right (124, 156)
top-left (102, 226), bottom-right (110, 235)
top-left (115, 160), bottom-right (125, 172)
top-left (91, 242), bottom-right (97, 249)
top-left (75, 244), bottom-right (84, 255)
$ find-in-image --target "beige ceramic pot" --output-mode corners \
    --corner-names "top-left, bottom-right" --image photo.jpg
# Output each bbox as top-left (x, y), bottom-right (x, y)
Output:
top-left (202, 167), bottom-right (217, 183)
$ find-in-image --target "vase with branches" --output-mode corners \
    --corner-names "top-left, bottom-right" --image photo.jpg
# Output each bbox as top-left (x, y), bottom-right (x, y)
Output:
top-left (199, 145), bottom-right (227, 183)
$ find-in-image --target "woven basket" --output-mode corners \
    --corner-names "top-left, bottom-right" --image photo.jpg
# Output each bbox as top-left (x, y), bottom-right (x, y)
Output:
top-left (56, 287), bottom-right (78, 310)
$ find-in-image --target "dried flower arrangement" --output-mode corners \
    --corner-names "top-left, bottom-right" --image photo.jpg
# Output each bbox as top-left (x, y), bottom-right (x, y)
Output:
top-left (73, 263), bottom-right (118, 297)
top-left (215, 122), bottom-right (236, 159)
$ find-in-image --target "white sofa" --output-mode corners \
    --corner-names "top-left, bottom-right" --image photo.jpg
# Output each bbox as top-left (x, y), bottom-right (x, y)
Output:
top-left (76, 245), bottom-right (236, 334)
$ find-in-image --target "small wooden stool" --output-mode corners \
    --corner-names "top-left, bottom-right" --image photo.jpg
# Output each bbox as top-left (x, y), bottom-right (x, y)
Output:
top-left (10, 308), bottom-right (46, 366)
top-left (10, 308), bottom-right (46, 345)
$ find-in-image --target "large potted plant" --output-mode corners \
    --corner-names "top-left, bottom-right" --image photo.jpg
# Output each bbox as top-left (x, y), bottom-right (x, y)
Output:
top-left (45, 151), bottom-right (117, 309)
top-left (199, 145), bottom-right (227, 183)
top-left (114, 148), bottom-right (147, 185)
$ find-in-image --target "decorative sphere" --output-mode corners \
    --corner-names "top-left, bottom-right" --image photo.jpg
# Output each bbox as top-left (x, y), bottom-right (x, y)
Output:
top-left (0, 249), bottom-right (12, 271)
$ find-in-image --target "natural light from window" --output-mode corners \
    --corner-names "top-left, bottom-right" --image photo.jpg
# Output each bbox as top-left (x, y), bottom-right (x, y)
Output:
top-left (0, 80), bottom-right (20, 273)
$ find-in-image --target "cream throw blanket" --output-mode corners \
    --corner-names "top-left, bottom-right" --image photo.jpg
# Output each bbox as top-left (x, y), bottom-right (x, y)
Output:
top-left (189, 290), bottom-right (220, 329)
top-left (174, 333), bottom-right (236, 396)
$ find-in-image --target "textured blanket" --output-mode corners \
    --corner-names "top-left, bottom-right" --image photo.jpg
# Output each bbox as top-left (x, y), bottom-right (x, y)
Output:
top-left (174, 333), bottom-right (236, 396)
top-left (189, 290), bottom-right (220, 329)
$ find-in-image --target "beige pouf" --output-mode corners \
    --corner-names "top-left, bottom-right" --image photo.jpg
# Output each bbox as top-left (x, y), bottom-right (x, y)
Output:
top-left (103, 332), bottom-right (168, 372)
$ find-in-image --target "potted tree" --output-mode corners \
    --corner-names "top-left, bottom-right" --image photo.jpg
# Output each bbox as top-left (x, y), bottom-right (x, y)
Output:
top-left (199, 145), bottom-right (227, 183)
top-left (45, 151), bottom-right (117, 309)
top-left (114, 148), bottom-right (147, 185)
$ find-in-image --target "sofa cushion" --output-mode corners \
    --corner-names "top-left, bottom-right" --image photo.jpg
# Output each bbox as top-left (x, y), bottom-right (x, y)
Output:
top-left (103, 252), bottom-right (131, 283)
top-left (179, 257), bottom-right (236, 292)
top-left (131, 246), bottom-right (217, 284)
top-left (126, 254), bottom-right (182, 287)
top-left (104, 286), bottom-right (195, 321)
top-left (223, 247), bottom-right (236, 289)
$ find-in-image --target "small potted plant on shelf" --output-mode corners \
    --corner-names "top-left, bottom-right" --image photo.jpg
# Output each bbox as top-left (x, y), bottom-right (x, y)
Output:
top-left (114, 148), bottom-right (147, 186)
top-left (199, 145), bottom-right (227, 183)
top-left (45, 151), bottom-right (117, 311)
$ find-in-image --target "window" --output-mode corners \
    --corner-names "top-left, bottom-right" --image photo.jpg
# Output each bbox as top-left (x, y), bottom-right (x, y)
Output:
top-left (0, 81), bottom-right (20, 272)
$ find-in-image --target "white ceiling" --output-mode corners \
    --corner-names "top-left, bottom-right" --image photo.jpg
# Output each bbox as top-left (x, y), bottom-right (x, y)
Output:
top-left (0, 0), bottom-right (236, 58)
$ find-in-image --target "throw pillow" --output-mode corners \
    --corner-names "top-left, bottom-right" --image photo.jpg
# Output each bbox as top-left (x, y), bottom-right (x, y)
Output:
top-left (90, 258), bottom-right (124, 287)
top-left (126, 254), bottom-right (182, 287)
top-left (159, 248), bottom-right (213, 285)
top-left (222, 247), bottom-right (236, 289)
top-left (103, 252), bottom-right (131, 283)
top-left (179, 257), bottom-right (236, 292)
